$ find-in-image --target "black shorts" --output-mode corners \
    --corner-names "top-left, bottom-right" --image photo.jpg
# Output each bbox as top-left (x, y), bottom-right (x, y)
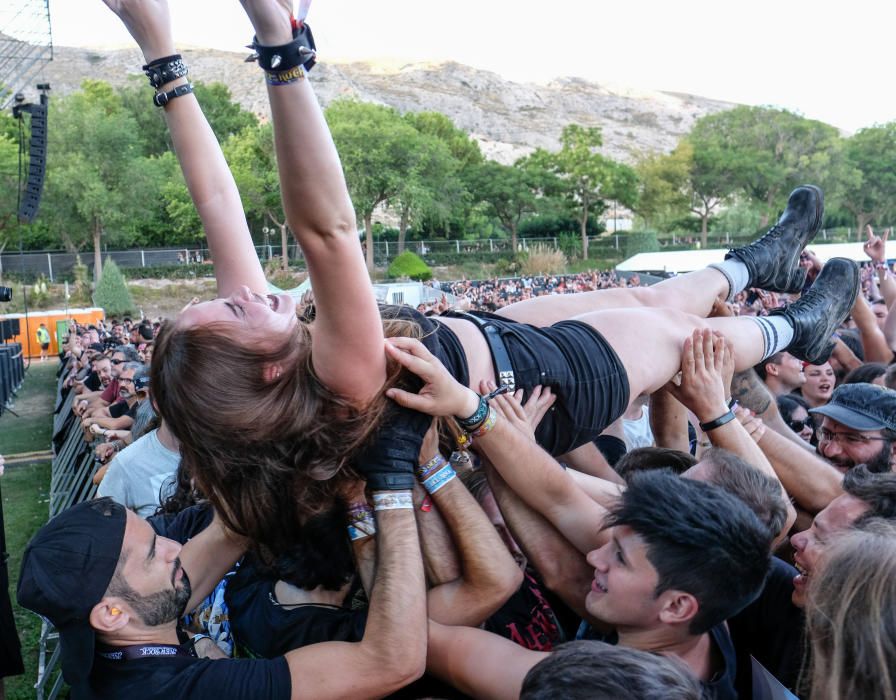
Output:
top-left (40, 343), bottom-right (49, 351)
top-left (496, 319), bottom-right (630, 456)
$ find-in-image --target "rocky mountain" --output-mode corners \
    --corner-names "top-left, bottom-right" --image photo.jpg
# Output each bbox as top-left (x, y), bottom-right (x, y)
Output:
top-left (38, 43), bottom-right (737, 163)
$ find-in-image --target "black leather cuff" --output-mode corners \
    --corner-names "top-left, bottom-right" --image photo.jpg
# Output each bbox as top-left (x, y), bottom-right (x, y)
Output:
top-left (366, 472), bottom-right (416, 491)
top-left (251, 23), bottom-right (316, 72)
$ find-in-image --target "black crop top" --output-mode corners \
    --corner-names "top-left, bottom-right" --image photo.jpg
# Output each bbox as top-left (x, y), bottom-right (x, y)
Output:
top-left (379, 305), bottom-right (469, 388)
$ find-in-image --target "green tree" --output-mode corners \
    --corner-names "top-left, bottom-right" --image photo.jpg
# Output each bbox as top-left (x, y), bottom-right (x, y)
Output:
top-left (467, 159), bottom-right (542, 252)
top-left (92, 258), bottom-right (135, 316)
top-left (836, 124), bottom-right (896, 237)
top-left (225, 123), bottom-right (291, 268)
top-left (636, 139), bottom-right (730, 246)
top-left (530, 125), bottom-right (638, 258)
top-left (690, 106), bottom-right (842, 227)
top-left (327, 100), bottom-right (431, 271)
top-left (118, 80), bottom-right (258, 157)
top-left (43, 80), bottom-right (160, 282)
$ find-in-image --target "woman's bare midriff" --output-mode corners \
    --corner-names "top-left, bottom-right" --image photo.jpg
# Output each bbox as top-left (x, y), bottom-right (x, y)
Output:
top-left (437, 316), bottom-right (496, 392)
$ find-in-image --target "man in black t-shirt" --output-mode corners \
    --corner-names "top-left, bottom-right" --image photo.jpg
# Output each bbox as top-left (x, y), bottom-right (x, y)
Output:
top-left (17, 494), bottom-right (426, 700)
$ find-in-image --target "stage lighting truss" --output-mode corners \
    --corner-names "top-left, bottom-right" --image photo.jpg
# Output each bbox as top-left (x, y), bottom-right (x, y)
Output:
top-left (0, 0), bottom-right (53, 112)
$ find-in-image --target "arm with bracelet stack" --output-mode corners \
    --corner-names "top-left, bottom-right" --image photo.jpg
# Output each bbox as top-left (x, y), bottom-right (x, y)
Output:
top-left (383, 336), bottom-right (611, 558)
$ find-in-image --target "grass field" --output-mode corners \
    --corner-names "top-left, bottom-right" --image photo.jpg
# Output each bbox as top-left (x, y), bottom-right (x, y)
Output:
top-left (1, 362), bottom-right (58, 700)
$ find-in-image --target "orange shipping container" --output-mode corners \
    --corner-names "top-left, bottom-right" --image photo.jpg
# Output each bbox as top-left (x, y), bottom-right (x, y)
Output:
top-left (0, 308), bottom-right (105, 359)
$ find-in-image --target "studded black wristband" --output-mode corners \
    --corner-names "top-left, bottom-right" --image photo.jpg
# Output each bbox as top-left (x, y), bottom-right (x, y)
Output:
top-left (143, 55), bottom-right (188, 90)
top-left (153, 83), bottom-right (193, 108)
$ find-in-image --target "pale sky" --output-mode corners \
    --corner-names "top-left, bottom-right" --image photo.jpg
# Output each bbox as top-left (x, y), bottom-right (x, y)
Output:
top-left (46, 0), bottom-right (896, 133)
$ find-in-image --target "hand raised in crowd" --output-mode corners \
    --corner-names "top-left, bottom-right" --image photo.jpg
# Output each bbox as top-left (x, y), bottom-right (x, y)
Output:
top-left (735, 406), bottom-right (766, 444)
top-left (101, 0), bottom-right (176, 62)
top-left (238, 0), bottom-right (296, 45)
top-left (666, 328), bottom-right (731, 423)
top-left (384, 337), bottom-right (479, 418)
top-left (480, 380), bottom-right (555, 443)
top-left (863, 225), bottom-right (890, 264)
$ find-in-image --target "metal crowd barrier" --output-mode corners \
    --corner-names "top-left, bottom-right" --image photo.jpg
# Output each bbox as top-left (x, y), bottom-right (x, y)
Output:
top-left (33, 364), bottom-right (99, 700)
top-left (0, 343), bottom-right (25, 416)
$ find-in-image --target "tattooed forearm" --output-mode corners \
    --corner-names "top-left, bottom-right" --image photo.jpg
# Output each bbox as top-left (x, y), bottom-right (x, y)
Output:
top-left (731, 369), bottom-right (773, 415)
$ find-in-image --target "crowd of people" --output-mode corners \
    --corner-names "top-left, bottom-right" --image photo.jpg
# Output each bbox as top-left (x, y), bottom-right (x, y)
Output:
top-left (9, 1), bottom-right (896, 699)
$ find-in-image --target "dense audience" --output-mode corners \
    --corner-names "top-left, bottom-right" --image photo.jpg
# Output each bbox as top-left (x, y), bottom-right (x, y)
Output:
top-left (12, 2), bottom-right (896, 700)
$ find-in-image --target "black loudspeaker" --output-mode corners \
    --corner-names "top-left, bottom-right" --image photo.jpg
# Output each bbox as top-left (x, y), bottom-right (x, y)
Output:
top-left (18, 94), bottom-right (49, 224)
top-left (0, 319), bottom-right (20, 340)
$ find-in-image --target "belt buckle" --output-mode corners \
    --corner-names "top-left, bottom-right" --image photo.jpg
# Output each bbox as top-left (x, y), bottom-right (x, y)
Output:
top-left (498, 371), bottom-right (516, 392)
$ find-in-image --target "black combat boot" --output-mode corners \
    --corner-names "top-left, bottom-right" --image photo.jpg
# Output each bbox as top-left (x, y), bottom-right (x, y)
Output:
top-left (726, 185), bottom-right (824, 293)
top-left (770, 257), bottom-right (859, 365)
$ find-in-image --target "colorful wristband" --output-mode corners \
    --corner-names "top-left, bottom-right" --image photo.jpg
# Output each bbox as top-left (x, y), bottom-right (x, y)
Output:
top-left (265, 65), bottom-right (305, 86)
top-left (470, 406), bottom-right (497, 437)
top-left (421, 465), bottom-right (457, 495)
top-left (372, 491), bottom-right (414, 511)
top-left (416, 454), bottom-right (448, 481)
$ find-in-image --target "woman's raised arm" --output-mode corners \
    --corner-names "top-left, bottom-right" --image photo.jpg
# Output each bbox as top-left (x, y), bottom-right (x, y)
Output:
top-left (239, 0), bottom-right (387, 401)
top-left (102, 0), bottom-right (267, 297)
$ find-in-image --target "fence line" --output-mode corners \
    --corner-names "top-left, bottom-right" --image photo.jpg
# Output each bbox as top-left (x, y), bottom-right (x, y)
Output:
top-left (0, 227), bottom-right (859, 283)
top-left (32, 370), bottom-right (100, 699)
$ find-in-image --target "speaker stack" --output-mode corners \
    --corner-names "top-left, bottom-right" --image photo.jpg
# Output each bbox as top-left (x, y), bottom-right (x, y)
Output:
top-left (13, 87), bottom-right (50, 224)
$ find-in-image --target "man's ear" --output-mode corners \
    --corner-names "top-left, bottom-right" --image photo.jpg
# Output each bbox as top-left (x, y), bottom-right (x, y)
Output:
top-left (657, 590), bottom-right (700, 628)
top-left (89, 598), bottom-right (131, 634)
top-left (765, 363), bottom-right (779, 377)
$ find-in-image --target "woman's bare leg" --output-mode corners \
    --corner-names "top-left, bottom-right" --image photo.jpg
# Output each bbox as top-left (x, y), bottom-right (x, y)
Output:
top-left (497, 268), bottom-right (730, 325)
top-left (572, 308), bottom-right (767, 403)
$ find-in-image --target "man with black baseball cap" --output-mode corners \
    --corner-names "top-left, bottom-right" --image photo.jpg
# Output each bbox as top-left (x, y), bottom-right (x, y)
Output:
top-left (810, 383), bottom-right (896, 473)
top-left (18, 490), bottom-right (426, 698)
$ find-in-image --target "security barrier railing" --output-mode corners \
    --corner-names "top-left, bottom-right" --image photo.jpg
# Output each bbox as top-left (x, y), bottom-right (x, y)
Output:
top-left (33, 364), bottom-right (100, 699)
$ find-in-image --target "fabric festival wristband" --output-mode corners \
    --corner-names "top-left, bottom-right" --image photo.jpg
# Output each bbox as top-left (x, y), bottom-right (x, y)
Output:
top-left (372, 491), bottom-right (414, 511)
top-left (699, 410), bottom-right (736, 432)
top-left (458, 395), bottom-right (489, 430)
top-left (421, 465), bottom-right (457, 495)
top-left (347, 503), bottom-right (376, 540)
top-left (470, 406), bottom-right (497, 437)
top-left (266, 66), bottom-right (305, 85)
top-left (416, 453), bottom-right (448, 481)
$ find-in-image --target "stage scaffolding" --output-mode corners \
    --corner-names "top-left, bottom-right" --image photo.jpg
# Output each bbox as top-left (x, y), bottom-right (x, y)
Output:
top-left (0, 0), bottom-right (52, 110)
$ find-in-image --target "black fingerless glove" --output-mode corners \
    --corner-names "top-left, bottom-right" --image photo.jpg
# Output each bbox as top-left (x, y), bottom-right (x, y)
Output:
top-left (354, 401), bottom-right (432, 491)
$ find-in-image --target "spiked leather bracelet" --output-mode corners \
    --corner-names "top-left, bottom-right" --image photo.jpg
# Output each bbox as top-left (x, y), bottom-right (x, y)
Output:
top-left (248, 23), bottom-right (316, 73)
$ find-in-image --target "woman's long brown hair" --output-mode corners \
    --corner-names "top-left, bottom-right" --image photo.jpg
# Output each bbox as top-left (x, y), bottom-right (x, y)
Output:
top-left (151, 314), bottom-right (419, 557)
top-left (804, 519), bottom-right (896, 700)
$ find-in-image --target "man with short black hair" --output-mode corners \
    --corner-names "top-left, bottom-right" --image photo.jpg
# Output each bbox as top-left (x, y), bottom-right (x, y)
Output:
top-left (426, 473), bottom-right (771, 700)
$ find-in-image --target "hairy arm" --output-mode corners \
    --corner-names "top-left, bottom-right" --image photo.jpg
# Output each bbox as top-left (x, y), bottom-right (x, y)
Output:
top-left (485, 464), bottom-right (595, 621)
top-left (427, 620), bottom-right (546, 700)
top-left (425, 477), bottom-right (522, 626)
top-left (730, 368), bottom-right (813, 450)
top-left (285, 501), bottom-right (426, 700)
top-left (753, 428), bottom-right (843, 514)
top-left (648, 387), bottom-right (691, 453)
top-left (476, 419), bottom-right (609, 555)
top-left (558, 442), bottom-right (625, 485)
top-left (180, 510), bottom-right (247, 613)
